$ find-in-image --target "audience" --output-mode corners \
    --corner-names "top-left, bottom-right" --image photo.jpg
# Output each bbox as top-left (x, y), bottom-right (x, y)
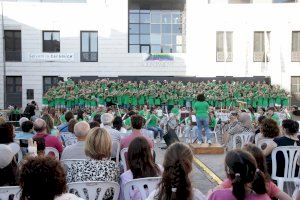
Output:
top-left (42, 114), bottom-right (59, 136)
top-left (15, 117), bottom-right (29, 131)
top-left (0, 143), bottom-right (20, 186)
top-left (93, 114), bottom-right (102, 126)
top-left (15, 120), bottom-right (34, 140)
top-left (113, 116), bottom-right (127, 133)
top-left (19, 157), bottom-right (83, 200)
top-left (67, 127), bottom-right (119, 199)
top-left (211, 144), bottom-right (292, 200)
top-left (208, 149), bottom-right (269, 200)
top-left (101, 113), bottom-right (121, 158)
top-left (256, 118), bottom-right (280, 144)
top-left (0, 122), bottom-right (15, 144)
top-left (57, 111), bottom-right (74, 132)
top-left (61, 121), bottom-right (90, 160)
top-left (121, 115), bottom-right (154, 150)
top-left (255, 115), bottom-right (266, 135)
top-left (89, 121), bottom-right (100, 129)
top-left (60, 119), bottom-right (78, 146)
top-left (147, 142), bottom-right (205, 200)
top-left (33, 119), bottom-right (63, 155)
top-left (120, 136), bottom-right (161, 200)
top-left (264, 119), bottom-right (300, 176)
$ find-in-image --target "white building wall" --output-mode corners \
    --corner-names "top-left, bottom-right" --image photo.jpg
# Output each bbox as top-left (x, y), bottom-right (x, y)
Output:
top-left (0, 0), bottom-right (300, 109)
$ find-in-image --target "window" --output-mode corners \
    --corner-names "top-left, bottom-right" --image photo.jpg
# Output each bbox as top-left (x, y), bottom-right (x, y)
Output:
top-left (81, 31), bottom-right (98, 62)
top-left (228, 0), bottom-right (252, 3)
top-left (291, 77), bottom-right (300, 105)
top-left (43, 76), bottom-right (62, 93)
top-left (129, 10), bottom-right (184, 53)
top-left (216, 31), bottom-right (233, 62)
top-left (273, 0), bottom-right (296, 3)
top-left (292, 31), bottom-right (300, 62)
top-left (253, 31), bottom-right (270, 62)
top-left (4, 30), bottom-right (21, 62)
top-left (43, 31), bottom-right (60, 52)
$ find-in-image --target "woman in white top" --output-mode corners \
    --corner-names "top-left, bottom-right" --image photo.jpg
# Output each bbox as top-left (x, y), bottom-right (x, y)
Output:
top-left (146, 142), bottom-right (206, 200)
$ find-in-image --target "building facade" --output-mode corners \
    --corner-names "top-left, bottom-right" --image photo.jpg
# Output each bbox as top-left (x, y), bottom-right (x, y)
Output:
top-left (0, 0), bottom-right (300, 109)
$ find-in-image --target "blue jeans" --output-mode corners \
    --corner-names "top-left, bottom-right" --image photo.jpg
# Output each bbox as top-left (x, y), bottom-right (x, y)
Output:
top-left (147, 126), bottom-right (164, 139)
top-left (196, 116), bottom-right (212, 142)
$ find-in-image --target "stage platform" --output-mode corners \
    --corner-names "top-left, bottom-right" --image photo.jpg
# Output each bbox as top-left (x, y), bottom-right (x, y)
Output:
top-left (190, 143), bottom-right (224, 155)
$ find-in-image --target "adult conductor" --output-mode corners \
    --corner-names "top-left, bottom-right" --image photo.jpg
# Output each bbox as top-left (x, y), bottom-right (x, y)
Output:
top-left (193, 94), bottom-right (211, 145)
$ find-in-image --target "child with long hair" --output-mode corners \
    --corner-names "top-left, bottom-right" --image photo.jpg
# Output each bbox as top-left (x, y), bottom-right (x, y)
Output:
top-left (146, 142), bottom-right (206, 200)
top-left (120, 136), bottom-right (161, 200)
top-left (209, 144), bottom-right (291, 200)
top-left (208, 149), bottom-right (270, 200)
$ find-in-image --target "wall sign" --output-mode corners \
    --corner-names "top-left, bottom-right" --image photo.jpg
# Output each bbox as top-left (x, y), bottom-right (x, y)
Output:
top-left (28, 53), bottom-right (75, 62)
top-left (146, 53), bottom-right (174, 61)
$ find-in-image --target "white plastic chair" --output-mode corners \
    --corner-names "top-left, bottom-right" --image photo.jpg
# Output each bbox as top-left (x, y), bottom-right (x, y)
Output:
top-left (67, 181), bottom-right (120, 200)
top-left (0, 186), bottom-right (21, 200)
top-left (271, 146), bottom-right (300, 191)
top-left (17, 149), bottom-right (23, 163)
top-left (111, 141), bottom-right (120, 164)
top-left (120, 148), bottom-right (128, 172)
top-left (124, 177), bottom-right (161, 200)
top-left (232, 132), bottom-right (254, 149)
top-left (45, 147), bottom-right (59, 159)
top-left (257, 138), bottom-right (273, 150)
top-left (293, 177), bottom-right (300, 200)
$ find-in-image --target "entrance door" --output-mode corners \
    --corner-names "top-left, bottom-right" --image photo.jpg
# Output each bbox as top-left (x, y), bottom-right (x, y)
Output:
top-left (291, 76), bottom-right (300, 106)
top-left (6, 76), bottom-right (22, 108)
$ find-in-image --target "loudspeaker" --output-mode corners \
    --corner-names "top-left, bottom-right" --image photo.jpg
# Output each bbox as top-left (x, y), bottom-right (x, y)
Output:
top-left (163, 129), bottom-right (180, 147)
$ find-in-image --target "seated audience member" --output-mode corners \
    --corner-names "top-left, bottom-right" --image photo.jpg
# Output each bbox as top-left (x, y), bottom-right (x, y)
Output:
top-left (67, 127), bottom-right (119, 199)
top-left (15, 120), bottom-right (35, 140)
top-left (33, 137), bottom-right (46, 157)
top-left (264, 119), bottom-right (300, 176)
top-left (0, 143), bottom-right (20, 186)
top-left (211, 144), bottom-right (292, 200)
top-left (208, 149), bottom-right (270, 200)
top-left (113, 116), bottom-right (127, 133)
top-left (33, 119), bottom-right (63, 155)
top-left (60, 119), bottom-right (78, 146)
top-left (258, 107), bottom-right (266, 117)
top-left (102, 113), bottom-right (121, 142)
top-left (15, 117), bottom-right (29, 131)
top-left (42, 114), bottom-right (59, 136)
top-left (61, 121), bottom-right (90, 160)
top-left (57, 111), bottom-right (74, 132)
top-left (101, 113), bottom-right (121, 158)
top-left (93, 114), bottom-right (102, 127)
top-left (146, 109), bottom-right (163, 141)
top-left (255, 115), bottom-right (266, 135)
top-left (89, 121), bottom-right (100, 129)
top-left (120, 136), bottom-right (161, 200)
top-left (121, 115), bottom-right (154, 150)
top-left (267, 107), bottom-right (281, 126)
top-left (147, 143), bottom-right (206, 200)
top-left (19, 157), bottom-right (83, 200)
top-left (49, 108), bottom-right (61, 127)
top-left (224, 112), bottom-right (253, 149)
top-left (256, 118), bottom-right (279, 144)
top-left (0, 122), bottom-right (15, 144)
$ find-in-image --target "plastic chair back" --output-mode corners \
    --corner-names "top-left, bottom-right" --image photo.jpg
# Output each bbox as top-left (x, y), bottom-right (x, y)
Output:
top-left (271, 146), bottom-right (300, 190)
top-left (232, 132), bottom-right (254, 149)
top-left (257, 138), bottom-right (273, 150)
top-left (45, 147), bottom-right (59, 159)
top-left (0, 186), bottom-right (21, 200)
top-left (67, 181), bottom-right (120, 200)
top-left (124, 177), bottom-right (161, 200)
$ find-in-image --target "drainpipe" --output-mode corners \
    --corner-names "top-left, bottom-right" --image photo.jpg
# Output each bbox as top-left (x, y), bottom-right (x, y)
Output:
top-left (1, 2), bottom-right (6, 109)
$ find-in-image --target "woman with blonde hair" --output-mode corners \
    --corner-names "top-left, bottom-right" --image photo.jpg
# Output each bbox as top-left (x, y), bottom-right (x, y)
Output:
top-left (42, 114), bottom-right (59, 136)
top-left (67, 127), bottom-right (119, 199)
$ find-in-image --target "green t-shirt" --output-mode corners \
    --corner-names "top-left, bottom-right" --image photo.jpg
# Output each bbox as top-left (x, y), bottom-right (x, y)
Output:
top-left (193, 101), bottom-right (209, 118)
top-left (147, 114), bottom-right (158, 127)
top-left (171, 108), bottom-right (180, 116)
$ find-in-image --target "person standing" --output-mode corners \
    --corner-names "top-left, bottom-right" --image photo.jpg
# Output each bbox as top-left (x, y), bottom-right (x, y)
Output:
top-left (193, 94), bottom-right (211, 144)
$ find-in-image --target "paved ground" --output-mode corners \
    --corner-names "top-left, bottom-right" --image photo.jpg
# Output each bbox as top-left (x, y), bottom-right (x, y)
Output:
top-left (154, 143), bottom-right (226, 195)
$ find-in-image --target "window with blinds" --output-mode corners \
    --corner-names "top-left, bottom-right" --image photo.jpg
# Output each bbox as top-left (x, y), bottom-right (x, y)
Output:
top-left (216, 31), bottom-right (233, 62)
top-left (253, 31), bottom-right (270, 62)
top-left (292, 31), bottom-right (300, 62)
